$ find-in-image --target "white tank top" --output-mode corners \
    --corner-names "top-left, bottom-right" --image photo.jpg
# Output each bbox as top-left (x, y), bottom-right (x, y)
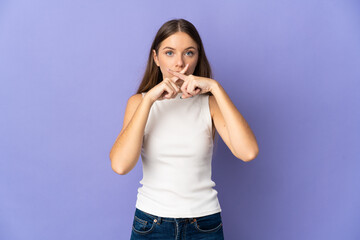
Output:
top-left (135, 92), bottom-right (221, 218)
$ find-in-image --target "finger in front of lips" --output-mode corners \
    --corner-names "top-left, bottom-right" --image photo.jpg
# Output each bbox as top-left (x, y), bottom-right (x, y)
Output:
top-left (167, 64), bottom-right (188, 78)
top-left (167, 69), bottom-right (185, 79)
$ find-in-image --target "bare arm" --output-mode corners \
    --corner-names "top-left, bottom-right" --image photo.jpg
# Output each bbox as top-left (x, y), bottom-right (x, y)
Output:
top-left (109, 93), bottom-right (153, 175)
top-left (210, 80), bottom-right (259, 161)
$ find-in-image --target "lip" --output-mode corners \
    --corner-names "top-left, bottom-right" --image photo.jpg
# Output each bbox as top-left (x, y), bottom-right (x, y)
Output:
top-left (171, 68), bottom-right (187, 73)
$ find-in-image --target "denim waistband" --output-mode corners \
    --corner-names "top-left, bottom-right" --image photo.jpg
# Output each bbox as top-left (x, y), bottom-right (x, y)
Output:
top-left (135, 208), bottom-right (220, 224)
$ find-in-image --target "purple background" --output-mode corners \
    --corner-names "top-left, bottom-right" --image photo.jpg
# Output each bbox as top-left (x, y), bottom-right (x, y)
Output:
top-left (1, 0), bottom-right (360, 239)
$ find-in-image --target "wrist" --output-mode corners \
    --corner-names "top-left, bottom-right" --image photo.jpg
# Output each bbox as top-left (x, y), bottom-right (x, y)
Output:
top-left (210, 79), bottom-right (220, 94)
top-left (143, 93), bottom-right (155, 105)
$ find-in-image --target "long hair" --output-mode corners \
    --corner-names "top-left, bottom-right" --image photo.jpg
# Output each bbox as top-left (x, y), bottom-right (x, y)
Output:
top-left (136, 18), bottom-right (213, 97)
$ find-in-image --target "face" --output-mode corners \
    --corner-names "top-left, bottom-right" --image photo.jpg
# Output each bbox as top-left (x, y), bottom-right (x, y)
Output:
top-left (153, 32), bottom-right (199, 86)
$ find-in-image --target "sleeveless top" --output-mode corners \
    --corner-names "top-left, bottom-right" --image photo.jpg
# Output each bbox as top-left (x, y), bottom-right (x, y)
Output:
top-left (135, 92), bottom-right (221, 218)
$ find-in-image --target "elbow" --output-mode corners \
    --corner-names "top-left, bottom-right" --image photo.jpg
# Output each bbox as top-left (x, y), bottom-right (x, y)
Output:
top-left (243, 148), bottom-right (259, 162)
top-left (242, 155), bottom-right (256, 162)
top-left (236, 148), bottom-right (259, 162)
top-left (112, 166), bottom-right (129, 175)
top-left (111, 164), bottom-right (129, 175)
top-left (109, 155), bottom-right (129, 175)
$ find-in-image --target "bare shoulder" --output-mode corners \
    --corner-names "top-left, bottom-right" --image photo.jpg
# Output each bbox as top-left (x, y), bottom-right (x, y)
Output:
top-left (125, 93), bottom-right (143, 117)
top-left (128, 93), bottom-right (143, 106)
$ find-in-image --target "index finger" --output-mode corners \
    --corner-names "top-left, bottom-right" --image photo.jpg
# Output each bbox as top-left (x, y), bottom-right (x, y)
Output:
top-left (169, 64), bottom-right (189, 83)
top-left (167, 68), bottom-right (188, 81)
top-left (180, 63), bottom-right (189, 74)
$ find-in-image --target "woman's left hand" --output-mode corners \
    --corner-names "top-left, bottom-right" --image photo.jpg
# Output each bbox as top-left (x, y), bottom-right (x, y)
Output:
top-left (166, 68), bottom-right (216, 99)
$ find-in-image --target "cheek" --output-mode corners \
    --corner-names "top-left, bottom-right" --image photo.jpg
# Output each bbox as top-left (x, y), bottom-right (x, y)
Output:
top-left (158, 55), bottom-right (171, 65)
top-left (190, 57), bottom-right (198, 68)
top-left (158, 65), bottom-right (173, 78)
top-left (189, 61), bottom-right (198, 73)
top-left (159, 60), bottom-right (171, 70)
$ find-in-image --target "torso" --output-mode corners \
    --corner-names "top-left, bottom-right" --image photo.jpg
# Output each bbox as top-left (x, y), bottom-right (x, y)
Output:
top-left (137, 91), bottom-right (221, 217)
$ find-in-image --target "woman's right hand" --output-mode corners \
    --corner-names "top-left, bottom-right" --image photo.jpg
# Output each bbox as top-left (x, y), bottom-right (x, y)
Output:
top-left (145, 64), bottom-right (189, 102)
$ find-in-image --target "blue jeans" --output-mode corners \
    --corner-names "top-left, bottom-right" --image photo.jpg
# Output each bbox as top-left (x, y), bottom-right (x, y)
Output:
top-left (130, 208), bottom-right (224, 239)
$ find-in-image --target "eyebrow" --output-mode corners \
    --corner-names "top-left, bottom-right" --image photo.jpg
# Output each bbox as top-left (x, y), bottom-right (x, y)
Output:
top-left (162, 46), bottom-right (197, 51)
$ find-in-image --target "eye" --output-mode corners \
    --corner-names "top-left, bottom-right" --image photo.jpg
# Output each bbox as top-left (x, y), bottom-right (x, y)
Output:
top-left (186, 51), bottom-right (194, 56)
top-left (165, 51), bottom-right (173, 56)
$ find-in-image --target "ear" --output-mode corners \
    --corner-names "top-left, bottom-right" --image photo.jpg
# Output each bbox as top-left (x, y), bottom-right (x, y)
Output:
top-left (152, 49), bottom-right (160, 67)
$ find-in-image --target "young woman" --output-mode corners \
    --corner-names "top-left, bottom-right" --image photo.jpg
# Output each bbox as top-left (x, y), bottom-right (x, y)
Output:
top-left (110, 18), bottom-right (259, 240)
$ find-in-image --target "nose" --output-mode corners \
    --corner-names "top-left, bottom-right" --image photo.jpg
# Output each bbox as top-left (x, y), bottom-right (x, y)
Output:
top-left (175, 55), bottom-right (185, 69)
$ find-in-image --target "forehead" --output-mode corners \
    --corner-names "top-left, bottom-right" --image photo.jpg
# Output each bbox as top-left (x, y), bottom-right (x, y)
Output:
top-left (159, 32), bottom-right (198, 49)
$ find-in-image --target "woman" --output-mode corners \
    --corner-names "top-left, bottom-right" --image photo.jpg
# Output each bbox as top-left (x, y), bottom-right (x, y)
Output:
top-left (110, 18), bottom-right (259, 240)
